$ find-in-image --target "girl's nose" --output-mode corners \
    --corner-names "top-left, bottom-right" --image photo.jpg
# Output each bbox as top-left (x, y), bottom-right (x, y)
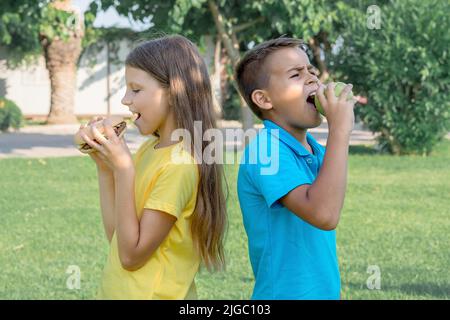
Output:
top-left (121, 95), bottom-right (132, 106)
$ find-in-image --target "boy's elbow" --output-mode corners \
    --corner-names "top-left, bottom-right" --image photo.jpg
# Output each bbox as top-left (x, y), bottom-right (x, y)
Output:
top-left (289, 204), bottom-right (339, 231)
top-left (316, 209), bottom-right (340, 231)
top-left (318, 220), bottom-right (338, 231)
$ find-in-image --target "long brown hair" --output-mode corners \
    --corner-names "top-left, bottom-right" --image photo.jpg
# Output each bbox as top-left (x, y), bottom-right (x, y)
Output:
top-left (125, 35), bottom-right (227, 271)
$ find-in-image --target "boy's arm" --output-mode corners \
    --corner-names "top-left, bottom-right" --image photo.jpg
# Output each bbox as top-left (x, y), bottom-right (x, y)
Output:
top-left (280, 83), bottom-right (355, 231)
top-left (97, 169), bottom-right (116, 242)
top-left (280, 129), bottom-right (350, 230)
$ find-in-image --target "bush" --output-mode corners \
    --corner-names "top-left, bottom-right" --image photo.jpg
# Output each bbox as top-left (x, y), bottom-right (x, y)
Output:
top-left (0, 97), bottom-right (23, 132)
top-left (222, 86), bottom-right (263, 125)
top-left (331, 0), bottom-right (450, 155)
top-left (221, 86), bottom-right (242, 121)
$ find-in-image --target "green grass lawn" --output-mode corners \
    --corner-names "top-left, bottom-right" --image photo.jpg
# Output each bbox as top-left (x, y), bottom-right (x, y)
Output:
top-left (0, 141), bottom-right (449, 300)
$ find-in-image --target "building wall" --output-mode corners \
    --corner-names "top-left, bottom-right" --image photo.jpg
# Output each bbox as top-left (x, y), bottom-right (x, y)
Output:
top-left (0, 40), bottom-right (134, 118)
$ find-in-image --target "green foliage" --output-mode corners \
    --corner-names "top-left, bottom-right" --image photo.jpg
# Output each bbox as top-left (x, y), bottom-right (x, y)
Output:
top-left (0, 97), bottom-right (23, 132)
top-left (90, 0), bottom-right (341, 124)
top-left (81, 0), bottom-right (450, 155)
top-left (1, 0), bottom-right (93, 68)
top-left (0, 1), bottom-right (47, 67)
top-left (39, 5), bottom-right (79, 43)
top-left (239, 0), bottom-right (337, 42)
top-left (330, 0), bottom-right (450, 155)
top-left (222, 88), bottom-right (241, 121)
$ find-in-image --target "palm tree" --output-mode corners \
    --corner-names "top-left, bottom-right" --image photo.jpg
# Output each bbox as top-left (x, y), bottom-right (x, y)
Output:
top-left (40, 0), bottom-right (83, 124)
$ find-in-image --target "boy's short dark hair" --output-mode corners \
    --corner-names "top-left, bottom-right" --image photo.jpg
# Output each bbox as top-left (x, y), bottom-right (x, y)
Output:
top-left (234, 37), bottom-right (307, 119)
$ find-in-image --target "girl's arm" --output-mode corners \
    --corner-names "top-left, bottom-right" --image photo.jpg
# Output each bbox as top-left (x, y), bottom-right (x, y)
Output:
top-left (97, 168), bottom-right (116, 243)
top-left (113, 166), bottom-right (176, 271)
top-left (81, 116), bottom-right (116, 242)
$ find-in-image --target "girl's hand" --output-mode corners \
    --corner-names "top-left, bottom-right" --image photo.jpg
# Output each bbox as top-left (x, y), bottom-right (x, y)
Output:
top-left (79, 117), bottom-right (110, 172)
top-left (90, 148), bottom-right (115, 173)
top-left (79, 118), bottom-right (134, 173)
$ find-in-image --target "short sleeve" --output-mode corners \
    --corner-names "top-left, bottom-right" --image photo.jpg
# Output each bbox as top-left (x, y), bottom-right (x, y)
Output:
top-left (144, 161), bottom-right (199, 219)
top-left (251, 145), bottom-right (312, 208)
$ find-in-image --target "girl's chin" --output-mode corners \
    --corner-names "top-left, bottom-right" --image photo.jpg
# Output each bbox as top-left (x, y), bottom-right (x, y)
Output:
top-left (134, 121), bottom-right (148, 135)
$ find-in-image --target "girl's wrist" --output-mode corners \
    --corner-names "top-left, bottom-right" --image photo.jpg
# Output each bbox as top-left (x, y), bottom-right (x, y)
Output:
top-left (97, 166), bottom-right (114, 177)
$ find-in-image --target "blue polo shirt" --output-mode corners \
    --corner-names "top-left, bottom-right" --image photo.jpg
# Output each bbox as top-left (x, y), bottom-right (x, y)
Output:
top-left (237, 120), bottom-right (340, 300)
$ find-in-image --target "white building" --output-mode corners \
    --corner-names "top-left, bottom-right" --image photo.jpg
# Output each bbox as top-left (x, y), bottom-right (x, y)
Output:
top-left (0, 40), bottom-right (135, 120)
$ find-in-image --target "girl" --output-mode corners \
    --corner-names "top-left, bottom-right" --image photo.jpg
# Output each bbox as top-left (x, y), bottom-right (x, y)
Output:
top-left (79, 35), bottom-right (227, 299)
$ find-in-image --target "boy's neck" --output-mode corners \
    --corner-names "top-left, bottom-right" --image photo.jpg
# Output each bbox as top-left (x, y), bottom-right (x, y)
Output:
top-left (285, 125), bottom-right (311, 152)
top-left (266, 118), bottom-right (312, 153)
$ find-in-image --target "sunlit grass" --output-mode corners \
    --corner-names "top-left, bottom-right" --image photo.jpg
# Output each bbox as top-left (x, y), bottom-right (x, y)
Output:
top-left (0, 141), bottom-right (449, 299)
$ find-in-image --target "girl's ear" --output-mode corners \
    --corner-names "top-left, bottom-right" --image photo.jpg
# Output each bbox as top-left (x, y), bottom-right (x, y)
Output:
top-left (251, 89), bottom-right (273, 111)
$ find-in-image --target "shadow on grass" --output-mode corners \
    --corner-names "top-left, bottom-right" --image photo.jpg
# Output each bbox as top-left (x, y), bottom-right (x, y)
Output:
top-left (349, 145), bottom-right (379, 155)
top-left (23, 119), bottom-right (47, 126)
top-left (348, 139), bottom-right (450, 157)
top-left (346, 282), bottom-right (449, 299)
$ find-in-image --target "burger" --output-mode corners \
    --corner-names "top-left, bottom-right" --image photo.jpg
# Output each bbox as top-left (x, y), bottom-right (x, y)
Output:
top-left (74, 115), bottom-right (127, 154)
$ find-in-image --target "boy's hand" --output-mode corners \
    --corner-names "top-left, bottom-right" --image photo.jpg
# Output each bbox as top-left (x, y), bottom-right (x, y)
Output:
top-left (316, 82), bottom-right (356, 134)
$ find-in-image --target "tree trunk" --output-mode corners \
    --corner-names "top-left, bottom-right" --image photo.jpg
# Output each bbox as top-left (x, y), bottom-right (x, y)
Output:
top-left (380, 127), bottom-right (402, 155)
top-left (208, 0), bottom-right (254, 130)
top-left (214, 37), bottom-right (223, 107)
top-left (106, 42), bottom-right (111, 117)
top-left (204, 34), bottom-right (223, 118)
top-left (41, 0), bottom-right (83, 124)
top-left (219, 45), bottom-right (230, 106)
top-left (309, 37), bottom-right (329, 82)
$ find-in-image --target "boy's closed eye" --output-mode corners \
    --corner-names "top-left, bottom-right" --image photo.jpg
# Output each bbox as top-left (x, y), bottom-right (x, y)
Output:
top-left (288, 66), bottom-right (319, 79)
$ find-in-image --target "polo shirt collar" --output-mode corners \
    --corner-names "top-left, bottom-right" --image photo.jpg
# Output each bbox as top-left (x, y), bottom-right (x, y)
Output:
top-left (263, 119), bottom-right (317, 157)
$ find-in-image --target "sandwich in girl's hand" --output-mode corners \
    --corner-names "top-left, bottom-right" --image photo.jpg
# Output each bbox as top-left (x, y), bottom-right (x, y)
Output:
top-left (74, 115), bottom-right (127, 154)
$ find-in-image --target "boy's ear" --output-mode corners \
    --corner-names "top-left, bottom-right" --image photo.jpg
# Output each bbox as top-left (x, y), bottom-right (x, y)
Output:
top-left (251, 89), bottom-right (273, 112)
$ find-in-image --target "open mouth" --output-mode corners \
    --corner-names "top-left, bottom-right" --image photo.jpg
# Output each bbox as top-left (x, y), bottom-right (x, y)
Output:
top-left (131, 112), bottom-right (141, 121)
top-left (306, 91), bottom-right (317, 109)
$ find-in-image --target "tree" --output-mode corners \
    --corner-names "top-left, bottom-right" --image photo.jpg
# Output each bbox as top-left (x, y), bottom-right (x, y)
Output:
top-left (330, 0), bottom-right (450, 155)
top-left (1, 0), bottom-right (84, 124)
top-left (89, 0), bottom-right (342, 130)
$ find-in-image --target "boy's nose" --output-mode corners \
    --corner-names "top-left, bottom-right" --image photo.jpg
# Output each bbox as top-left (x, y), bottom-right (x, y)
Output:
top-left (306, 74), bottom-right (319, 85)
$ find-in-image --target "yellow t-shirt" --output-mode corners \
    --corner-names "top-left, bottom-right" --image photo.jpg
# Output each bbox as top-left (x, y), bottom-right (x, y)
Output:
top-left (97, 136), bottom-right (200, 300)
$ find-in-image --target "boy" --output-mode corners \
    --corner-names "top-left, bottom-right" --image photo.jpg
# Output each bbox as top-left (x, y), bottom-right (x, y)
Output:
top-left (235, 37), bottom-right (356, 299)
